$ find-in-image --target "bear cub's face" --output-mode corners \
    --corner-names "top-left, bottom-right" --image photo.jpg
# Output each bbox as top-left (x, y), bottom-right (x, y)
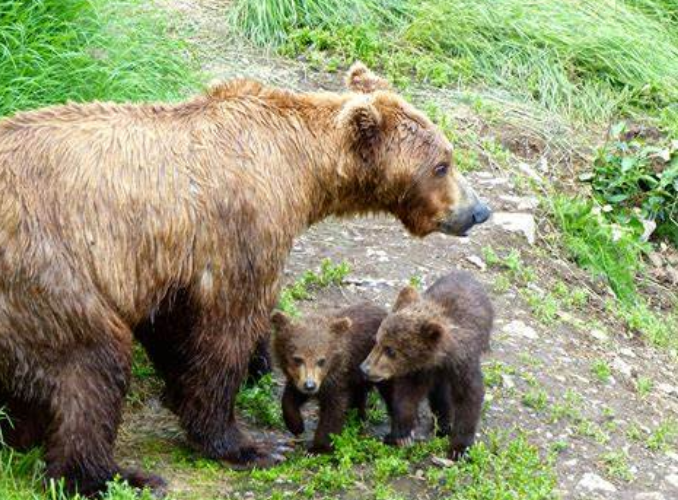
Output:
top-left (271, 311), bottom-right (352, 395)
top-left (361, 286), bottom-right (446, 382)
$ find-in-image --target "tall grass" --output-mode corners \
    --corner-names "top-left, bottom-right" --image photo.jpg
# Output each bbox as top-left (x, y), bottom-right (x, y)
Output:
top-left (0, 0), bottom-right (198, 117)
top-left (230, 0), bottom-right (678, 126)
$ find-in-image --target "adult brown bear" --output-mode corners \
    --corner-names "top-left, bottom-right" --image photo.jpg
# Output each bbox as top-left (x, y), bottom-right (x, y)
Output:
top-left (0, 63), bottom-right (490, 495)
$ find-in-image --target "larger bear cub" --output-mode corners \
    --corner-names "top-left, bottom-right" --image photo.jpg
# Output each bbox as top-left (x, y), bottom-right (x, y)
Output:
top-left (0, 62), bottom-right (489, 495)
top-left (361, 270), bottom-right (493, 459)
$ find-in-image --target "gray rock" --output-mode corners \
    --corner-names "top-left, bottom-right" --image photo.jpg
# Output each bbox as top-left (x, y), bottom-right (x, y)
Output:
top-left (491, 212), bottom-right (537, 245)
top-left (466, 254), bottom-right (487, 271)
top-left (503, 320), bottom-right (538, 340)
top-left (665, 473), bottom-right (678, 489)
top-left (576, 473), bottom-right (617, 493)
top-left (635, 493), bottom-right (665, 500)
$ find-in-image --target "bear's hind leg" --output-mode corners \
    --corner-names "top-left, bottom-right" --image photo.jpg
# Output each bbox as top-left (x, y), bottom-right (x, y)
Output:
top-left (45, 342), bottom-right (165, 496)
top-left (428, 378), bottom-right (453, 437)
top-left (175, 315), bottom-right (277, 467)
top-left (447, 362), bottom-right (484, 460)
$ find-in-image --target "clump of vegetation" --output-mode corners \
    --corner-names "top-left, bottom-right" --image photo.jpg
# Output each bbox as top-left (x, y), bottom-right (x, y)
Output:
top-left (236, 373), bottom-right (283, 428)
top-left (583, 122), bottom-right (678, 246)
top-left (0, 0), bottom-right (198, 117)
top-left (278, 258), bottom-right (351, 315)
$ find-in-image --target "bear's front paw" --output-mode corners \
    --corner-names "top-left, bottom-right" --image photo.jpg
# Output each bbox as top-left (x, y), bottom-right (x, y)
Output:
top-left (384, 430), bottom-right (415, 447)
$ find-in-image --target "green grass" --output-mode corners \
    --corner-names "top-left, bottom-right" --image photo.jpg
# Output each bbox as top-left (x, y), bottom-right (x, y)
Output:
top-left (231, 0), bottom-right (678, 127)
top-left (235, 373), bottom-right (284, 428)
top-left (0, 0), bottom-right (198, 117)
top-left (277, 258), bottom-right (351, 316)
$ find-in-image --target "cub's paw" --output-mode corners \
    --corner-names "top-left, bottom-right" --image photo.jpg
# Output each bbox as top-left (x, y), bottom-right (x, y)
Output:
top-left (223, 443), bottom-right (286, 470)
top-left (384, 430), bottom-right (415, 447)
top-left (119, 468), bottom-right (168, 498)
top-left (308, 442), bottom-right (333, 455)
top-left (448, 444), bottom-right (470, 462)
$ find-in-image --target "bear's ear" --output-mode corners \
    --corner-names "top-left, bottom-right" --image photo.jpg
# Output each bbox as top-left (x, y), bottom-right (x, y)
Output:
top-left (330, 317), bottom-right (353, 335)
top-left (421, 320), bottom-right (445, 343)
top-left (393, 286), bottom-right (420, 312)
top-left (270, 310), bottom-right (291, 332)
top-left (336, 96), bottom-right (383, 161)
top-left (346, 62), bottom-right (390, 93)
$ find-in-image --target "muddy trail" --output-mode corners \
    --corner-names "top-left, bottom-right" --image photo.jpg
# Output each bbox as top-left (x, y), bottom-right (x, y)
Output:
top-left (116, 2), bottom-right (678, 499)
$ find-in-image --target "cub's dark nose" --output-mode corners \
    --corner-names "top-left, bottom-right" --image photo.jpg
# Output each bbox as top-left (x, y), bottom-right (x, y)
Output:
top-left (304, 380), bottom-right (317, 392)
top-left (472, 203), bottom-right (492, 225)
top-left (359, 362), bottom-right (369, 377)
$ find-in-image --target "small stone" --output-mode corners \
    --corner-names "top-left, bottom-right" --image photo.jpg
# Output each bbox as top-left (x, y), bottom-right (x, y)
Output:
top-left (577, 472), bottom-right (617, 493)
top-left (504, 320), bottom-right (538, 340)
top-left (466, 255), bottom-right (486, 270)
top-left (591, 329), bottom-right (609, 342)
top-left (635, 493), bottom-right (665, 500)
top-left (491, 212), bottom-right (537, 245)
top-left (657, 383), bottom-right (677, 396)
top-left (498, 194), bottom-right (539, 211)
top-left (612, 357), bottom-right (633, 378)
top-left (620, 347), bottom-right (637, 358)
top-left (431, 456), bottom-right (455, 468)
top-left (649, 252), bottom-right (665, 268)
top-left (415, 469), bottom-right (425, 479)
top-left (667, 451), bottom-right (678, 463)
top-left (665, 473), bottom-right (678, 489)
top-left (517, 162), bottom-right (544, 183)
top-left (501, 374), bottom-right (516, 389)
top-left (641, 220), bottom-right (657, 242)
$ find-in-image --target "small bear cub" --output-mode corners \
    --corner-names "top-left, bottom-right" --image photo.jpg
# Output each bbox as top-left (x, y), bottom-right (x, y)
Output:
top-left (361, 270), bottom-right (493, 459)
top-left (271, 303), bottom-right (388, 453)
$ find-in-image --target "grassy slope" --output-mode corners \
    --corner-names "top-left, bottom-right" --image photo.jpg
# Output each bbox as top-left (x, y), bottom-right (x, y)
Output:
top-left (0, 0), bottom-right (198, 117)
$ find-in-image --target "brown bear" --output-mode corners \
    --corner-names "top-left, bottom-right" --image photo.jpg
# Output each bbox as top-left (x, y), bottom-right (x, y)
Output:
top-left (0, 63), bottom-right (490, 495)
top-left (360, 270), bottom-right (493, 459)
top-left (271, 303), bottom-right (389, 453)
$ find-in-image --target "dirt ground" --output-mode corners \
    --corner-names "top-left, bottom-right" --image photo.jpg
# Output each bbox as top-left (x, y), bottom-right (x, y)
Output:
top-left (117, 2), bottom-right (678, 499)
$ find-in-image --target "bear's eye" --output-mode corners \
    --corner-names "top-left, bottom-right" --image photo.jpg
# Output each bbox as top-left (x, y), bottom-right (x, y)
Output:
top-left (433, 162), bottom-right (449, 177)
top-left (384, 346), bottom-right (396, 359)
top-left (292, 356), bottom-right (304, 366)
top-left (317, 358), bottom-right (326, 367)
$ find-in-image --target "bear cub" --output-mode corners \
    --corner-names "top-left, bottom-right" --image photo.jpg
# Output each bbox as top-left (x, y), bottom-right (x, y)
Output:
top-left (271, 303), bottom-right (388, 453)
top-left (361, 270), bottom-right (493, 459)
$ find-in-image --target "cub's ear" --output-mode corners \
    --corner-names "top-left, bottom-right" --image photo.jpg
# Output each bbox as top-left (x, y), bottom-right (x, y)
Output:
top-left (421, 320), bottom-right (445, 343)
top-left (336, 96), bottom-right (382, 161)
top-left (345, 62), bottom-right (390, 93)
top-left (270, 310), bottom-right (291, 331)
top-left (330, 317), bottom-right (353, 335)
top-left (393, 286), bottom-right (420, 312)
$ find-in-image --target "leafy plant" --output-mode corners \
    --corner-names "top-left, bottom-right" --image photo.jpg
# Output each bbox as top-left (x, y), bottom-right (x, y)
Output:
top-left (585, 122), bottom-right (678, 244)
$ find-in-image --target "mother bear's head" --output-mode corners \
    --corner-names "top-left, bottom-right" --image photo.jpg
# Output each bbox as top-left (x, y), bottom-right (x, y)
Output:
top-left (337, 62), bottom-right (491, 237)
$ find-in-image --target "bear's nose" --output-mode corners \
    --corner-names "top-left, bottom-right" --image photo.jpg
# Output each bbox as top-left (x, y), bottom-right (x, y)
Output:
top-left (472, 203), bottom-right (492, 224)
top-left (359, 362), bottom-right (370, 377)
top-left (304, 380), bottom-right (317, 392)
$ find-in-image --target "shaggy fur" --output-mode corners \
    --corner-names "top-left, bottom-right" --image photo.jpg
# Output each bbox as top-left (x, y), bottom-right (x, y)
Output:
top-left (0, 63), bottom-right (487, 495)
top-left (361, 270), bottom-right (493, 459)
top-left (271, 303), bottom-right (389, 453)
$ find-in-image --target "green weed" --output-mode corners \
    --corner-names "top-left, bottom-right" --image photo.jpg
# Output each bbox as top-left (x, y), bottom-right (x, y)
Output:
top-left (646, 419), bottom-right (677, 452)
top-left (0, 0), bottom-right (198, 117)
top-left (591, 359), bottom-right (612, 383)
top-left (236, 373), bottom-right (283, 428)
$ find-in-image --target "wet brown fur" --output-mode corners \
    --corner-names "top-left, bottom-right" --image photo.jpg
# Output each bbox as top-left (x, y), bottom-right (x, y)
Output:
top-left (0, 64), bottom-right (471, 494)
top-left (362, 270), bottom-right (493, 458)
top-left (271, 303), bottom-right (389, 453)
